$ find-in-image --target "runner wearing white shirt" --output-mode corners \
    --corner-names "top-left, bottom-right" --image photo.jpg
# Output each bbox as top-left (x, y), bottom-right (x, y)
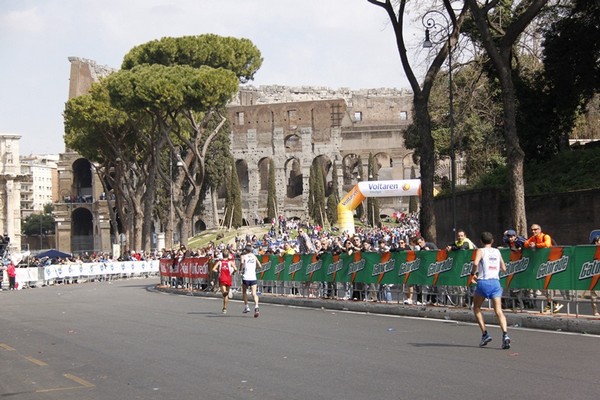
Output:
top-left (240, 245), bottom-right (262, 317)
top-left (470, 231), bottom-right (510, 349)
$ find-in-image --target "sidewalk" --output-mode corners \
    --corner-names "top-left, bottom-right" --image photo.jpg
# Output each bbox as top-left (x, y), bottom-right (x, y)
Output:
top-left (154, 285), bottom-right (600, 335)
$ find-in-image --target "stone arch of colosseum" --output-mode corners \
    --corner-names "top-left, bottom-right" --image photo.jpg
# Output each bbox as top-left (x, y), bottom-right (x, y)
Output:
top-left (236, 159), bottom-right (249, 194)
top-left (342, 153), bottom-right (362, 187)
top-left (72, 158), bottom-right (93, 200)
top-left (312, 155), bottom-right (333, 197)
top-left (284, 157), bottom-right (303, 199)
top-left (258, 157), bottom-right (270, 192)
top-left (71, 207), bottom-right (94, 252)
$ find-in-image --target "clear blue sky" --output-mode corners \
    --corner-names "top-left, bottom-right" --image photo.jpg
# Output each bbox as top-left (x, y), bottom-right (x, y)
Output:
top-left (1, 0), bottom-right (427, 156)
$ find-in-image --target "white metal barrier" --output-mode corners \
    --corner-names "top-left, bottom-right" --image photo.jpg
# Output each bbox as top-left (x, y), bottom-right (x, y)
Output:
top-left (3, 260), bottom-right (160, 289)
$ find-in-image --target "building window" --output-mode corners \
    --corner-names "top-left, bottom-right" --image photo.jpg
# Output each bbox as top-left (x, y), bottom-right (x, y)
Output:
top-left (288, 109), bottom-right (297, 128)
top-left (354, 111), bottom-right (362, 122)
top-left (400, 111), bottom-right (408, 120)
top-left (236, 112), bottom-right (245, 125)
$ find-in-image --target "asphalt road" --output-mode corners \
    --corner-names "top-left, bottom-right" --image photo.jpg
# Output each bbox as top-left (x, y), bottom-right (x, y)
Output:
top-left (1, 279), bottom-right (598, 400)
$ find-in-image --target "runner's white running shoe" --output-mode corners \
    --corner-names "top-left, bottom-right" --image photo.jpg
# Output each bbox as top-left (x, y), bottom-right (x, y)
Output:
top-left (502, 334), bottom-right (511, 349)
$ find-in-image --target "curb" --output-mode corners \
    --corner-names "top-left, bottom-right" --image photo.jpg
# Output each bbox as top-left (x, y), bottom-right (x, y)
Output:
top-left (153, 285), bottom-right (600, 335)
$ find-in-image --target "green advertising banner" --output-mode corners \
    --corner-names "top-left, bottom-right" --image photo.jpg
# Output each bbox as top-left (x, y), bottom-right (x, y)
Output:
top-left (501, 247), bottom-right (572, 290)
top-left (157, 246), bottom-right (600, 292)
top-left (572, 245), bottom-right (600, 291)
top-left (250, 246), bottom-right (600, 291)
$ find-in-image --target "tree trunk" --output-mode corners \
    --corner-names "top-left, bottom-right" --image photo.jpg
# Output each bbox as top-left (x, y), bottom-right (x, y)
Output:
top-left (211, 188), bottom-right (219, 229)
top-left (132, 208), bottom-right (144, 253)
top-left (178, 211), bottom-right (189, 246)
top-left (130, 195), bottom-right (143, 253)
top-left (142, 154), bottom-right (158, 252)
top-left (165, 203), bottom-right (174, 250)
top-left (500, 73), bottom-right (527, 234)
top-left (465, 0), bottom-right (544, 236)
top-left (414, 94), bottom-right (437, 242)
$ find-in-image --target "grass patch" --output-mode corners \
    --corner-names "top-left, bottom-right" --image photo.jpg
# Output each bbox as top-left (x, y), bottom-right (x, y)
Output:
top-left (468, 147), bottom-right (600, 195)
top-left (187, 226), bottom-right (269, 249)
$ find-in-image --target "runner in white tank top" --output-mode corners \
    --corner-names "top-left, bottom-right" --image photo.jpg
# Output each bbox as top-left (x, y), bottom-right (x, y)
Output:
top-left (470, 231), bottom-right (510, 349)
top-left (476, 247), bottom-right (502, 281)
top-left (240, 245), bottom-right (262, 317)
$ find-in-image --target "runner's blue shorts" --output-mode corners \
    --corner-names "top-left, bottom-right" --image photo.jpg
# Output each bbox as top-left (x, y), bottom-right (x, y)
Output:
top-left (242, 280), bottom-right (258, 287)
top-left (474, 279), bottom-right (503, 299)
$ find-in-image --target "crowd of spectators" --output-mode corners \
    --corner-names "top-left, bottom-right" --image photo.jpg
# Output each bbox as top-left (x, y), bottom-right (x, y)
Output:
top-left (161, 212), bottom-right (423, 300)
top-left (160, 212), bottom-right (421, 263)
top-left (158, 214), bottom-right (597, 315)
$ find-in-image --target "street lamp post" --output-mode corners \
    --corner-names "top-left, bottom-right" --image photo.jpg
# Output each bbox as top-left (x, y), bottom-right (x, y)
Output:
top-left (170, 150), bottom-right (184, 249)
top-left (422, 10), bottom-right (456, 236)
top-left (369, 173), bottom-right (375, 227)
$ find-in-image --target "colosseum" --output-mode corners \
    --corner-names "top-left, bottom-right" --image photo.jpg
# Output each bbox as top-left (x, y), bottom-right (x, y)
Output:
top-left (222, 85), bottom-right (418, 227)
top-left (55, 58), bottom-right (419, 253)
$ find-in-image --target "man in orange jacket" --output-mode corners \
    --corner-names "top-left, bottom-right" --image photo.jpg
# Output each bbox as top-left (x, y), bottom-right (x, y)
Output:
top-left (524, 224), bottom-right (563, 313)
top-left (524, 224), bottom-right (552, 249)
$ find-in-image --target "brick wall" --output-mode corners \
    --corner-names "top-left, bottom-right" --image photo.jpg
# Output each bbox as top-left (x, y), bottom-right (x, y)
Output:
top-left (434, 188), bottom-right (600, 247)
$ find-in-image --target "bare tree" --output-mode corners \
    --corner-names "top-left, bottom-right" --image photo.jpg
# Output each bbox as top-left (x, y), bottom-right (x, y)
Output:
top-left (466, 0), bottom-right (548, 234)
top-left (368, 0), bottom-right (469, 241)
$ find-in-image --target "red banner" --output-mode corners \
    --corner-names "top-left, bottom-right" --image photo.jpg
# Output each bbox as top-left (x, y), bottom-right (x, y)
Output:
top-left (159, 257), bottom-right (211, 279)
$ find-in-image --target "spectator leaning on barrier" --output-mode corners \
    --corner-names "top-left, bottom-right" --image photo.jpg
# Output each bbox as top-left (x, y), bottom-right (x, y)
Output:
top-left (502, 229), bottom-right (526, 251)
top-left (351, 236), bottom-right (366, 301)
top-left (445, 230), bottom-right (476, 307)
top-left (342, 238), bottom-right (358, 300)
top-left (446, 229), bottom-right (476, 252)
top-left (296, 228), bottom-right (314, 296)
top-left (363, 240), bottom-right (379, 302)
top-left (413, 236), bottom-right (437, 251)
top-left (411, 236), bottom-right (438, 305)
top-left (391, 238), bottom-right (414, 304)
top-left (393, 238), bottom-right (411, 252)
top-left (316, 238), bottom-right (332, 299)
top-left (523, 224), bottom-right (552, 249)
top-left (378, 240), bottom-right (393, 302)
top-left (502, 229), bottom-right (531, 309)
top-left (280, 242), bottom-right (296, 256)
top-left (524, 224), bottom-right (563, 313)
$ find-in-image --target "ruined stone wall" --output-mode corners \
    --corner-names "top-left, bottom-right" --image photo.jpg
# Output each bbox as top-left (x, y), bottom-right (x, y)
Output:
top-left (54, 59), bottom-right (115, 254)
top-left (209, 86), bottom-right (417, 227)
top-left (67, 57), bottom-right (115, 100)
